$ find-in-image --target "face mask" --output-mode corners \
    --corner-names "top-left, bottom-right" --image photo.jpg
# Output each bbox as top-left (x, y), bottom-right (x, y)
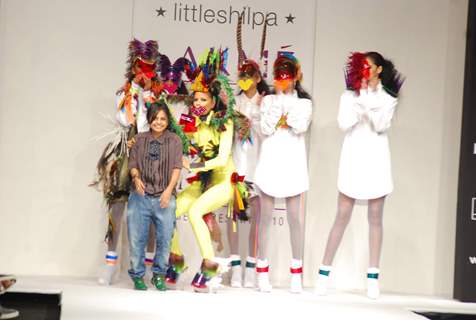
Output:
top-left (163, 82), bottom-right (178, 94)
top-left (136, 59), bottom-right (156, 79)
top-left (191, 105), bottom-right (207, 117)
top-left (274, 79), bottom-right (293, 91)
top-left (238, 79), bottom-right (254, 91)
top-left (362, 61), bottom-right (371, 80)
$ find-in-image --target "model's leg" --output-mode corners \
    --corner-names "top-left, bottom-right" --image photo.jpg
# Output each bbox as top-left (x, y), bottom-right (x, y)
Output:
top-left (99, 200), bottom-right (126, 285)
top-left (227, 214), bottom-right (242, 287)
top-left (315, 192), bottom-right (355, 295)
top-left (256, 191), bottom-right (274, 292)
top-left (286, 194), bottom-right (305, 293)
top-left (244, 195), bottom-right (260, 288)
top-left (367, 196), bottom-right (385, 299)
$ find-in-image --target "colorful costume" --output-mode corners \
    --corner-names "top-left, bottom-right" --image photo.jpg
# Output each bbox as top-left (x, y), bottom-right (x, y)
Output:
top-left (165, 48), bottom-right (249, 293)
top-left (91, 39), bottom-right (162, 285)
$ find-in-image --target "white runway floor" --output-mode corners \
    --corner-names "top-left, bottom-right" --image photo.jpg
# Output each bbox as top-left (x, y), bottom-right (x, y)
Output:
top-left (8, 276), bottom-right (476, 320)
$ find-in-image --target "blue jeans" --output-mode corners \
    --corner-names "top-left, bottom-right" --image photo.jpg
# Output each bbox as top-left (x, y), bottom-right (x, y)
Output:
top-left (127, 192), bottom-right (176, 279)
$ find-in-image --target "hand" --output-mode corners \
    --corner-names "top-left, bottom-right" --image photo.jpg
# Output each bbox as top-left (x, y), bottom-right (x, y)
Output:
top-left (160, 190), bottom-right (171, 208)
top-left (133, 177), bottom-right (145, 196)
top-left (127, 137), bottom-right (136, 149)
top-left (182, 157), bottom-right (190, 170)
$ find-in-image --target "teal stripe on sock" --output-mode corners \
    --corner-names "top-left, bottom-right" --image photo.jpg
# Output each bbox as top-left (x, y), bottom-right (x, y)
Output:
top-left (245, 261), bottom-right (256, 268)
top-left (231, 260), bottom-right (241, 267)
top-left (367, 273), bottom-right (379, 279)
top-left (319, 269), bottom-right (330, 276)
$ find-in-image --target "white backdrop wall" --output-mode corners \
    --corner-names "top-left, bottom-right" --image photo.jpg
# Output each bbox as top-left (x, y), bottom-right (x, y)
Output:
top-left (0, 0), bottom-right (468, 297)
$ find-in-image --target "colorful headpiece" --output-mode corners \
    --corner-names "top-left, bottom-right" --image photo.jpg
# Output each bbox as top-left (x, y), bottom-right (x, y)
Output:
top-left (272, 53), bottom-right (302, 91)
top-left (125, 39), bottom-right (160, 80)
top-left (236, 13), bottom-right (267, 75)
top-left (159, 55), bottom-right (192, 94)
top-left (190, 47), bottom-right (228, 93)
top-left (344, 52), bottom-right (370, 93)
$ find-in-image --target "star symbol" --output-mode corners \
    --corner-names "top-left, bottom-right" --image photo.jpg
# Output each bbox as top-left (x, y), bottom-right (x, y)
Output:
top-left (285, 14), bottom-right (295, 23)
top-left (156, 7), bottom-right (166, 17)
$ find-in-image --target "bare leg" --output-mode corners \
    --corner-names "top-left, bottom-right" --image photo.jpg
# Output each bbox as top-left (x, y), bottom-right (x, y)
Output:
top-left (286, 194), bottom-right (305, 293)
top-left (256, 192), bottom-right (274, 292)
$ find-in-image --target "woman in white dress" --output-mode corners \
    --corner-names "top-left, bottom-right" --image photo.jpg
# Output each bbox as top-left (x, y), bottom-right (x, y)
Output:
top-left (254, 54), bottom-right (313, 293)
top-left (315, 51), bottom-right (404, 299)
top-left (228, 60), bottom-right (270, 288)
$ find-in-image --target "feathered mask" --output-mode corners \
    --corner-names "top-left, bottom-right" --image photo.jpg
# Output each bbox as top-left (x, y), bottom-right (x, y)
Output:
top-left (190, 47), bottom-right (228, 93)
top-left (273, 53), bottom-right (302, 91)
top-left (159, 55), bottom-right (192, 94)
top-left (125, 39), bottom-right (160, 80)
top-left (236, 13), bottom-right (267, 80)
top-left (344, 52), bottom-right (370, 93)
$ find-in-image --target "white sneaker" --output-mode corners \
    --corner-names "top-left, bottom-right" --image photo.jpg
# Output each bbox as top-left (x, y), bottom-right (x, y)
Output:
top-left (367, 268), bottom-right (380, 299)
top-left (230, 265), bottom-right (242, 288)
top-left (257, 272), bottom-right (272, 292)
top-left (98, 263), bottom-right (117, 285)
top-left (243, 265), bottom-right (256, 288)
top-left (207, 275), bottom-right (224, 294)
top-left (290, 273), bottom-right (303, 293)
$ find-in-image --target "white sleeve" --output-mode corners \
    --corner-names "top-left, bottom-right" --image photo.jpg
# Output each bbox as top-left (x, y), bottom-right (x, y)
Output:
top-left (337, 91), bottom-right (362, 131)
top-left (367, 93), bottom-right (397, 133)
top-left (286, 98), bottom-right (312, 134)
top-left (260, 95), bottom-right (282, 136)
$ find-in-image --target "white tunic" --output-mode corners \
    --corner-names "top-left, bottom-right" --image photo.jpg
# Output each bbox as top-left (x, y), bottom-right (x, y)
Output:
top-left (254, 91), bottom-right (312, 198)
top-left (232, 92), bottom-right (262, 183)
top-left (337, 83), bottom-right (397, 200)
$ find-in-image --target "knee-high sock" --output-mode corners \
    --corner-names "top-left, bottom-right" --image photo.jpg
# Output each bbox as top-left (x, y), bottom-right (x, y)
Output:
top-left (257, 192), bottom-right (274, 260)
top-left (248, 196), bottom-right (260, 258)
top-left (368, 197), bottom-right (385, 268)
top-left (108, 201), bottom-right (126, 251)
top-left (286, 194), bottom-right (305, 261)
top-left (322, 192), bottom-right (355, 266)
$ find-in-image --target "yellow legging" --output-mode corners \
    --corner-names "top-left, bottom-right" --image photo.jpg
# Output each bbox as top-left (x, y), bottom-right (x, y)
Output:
top-left (170, 174), bottom-right (233, 260)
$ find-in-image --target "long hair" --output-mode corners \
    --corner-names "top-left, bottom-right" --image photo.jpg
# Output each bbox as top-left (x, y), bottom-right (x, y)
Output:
top-left (365, 51), bottom-right (404, 98)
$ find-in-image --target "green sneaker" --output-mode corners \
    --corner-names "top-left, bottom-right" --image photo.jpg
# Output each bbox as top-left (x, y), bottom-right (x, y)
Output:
top-left (132, 277), bottom-right (147, 290)
top-left (151, 274), bottom-right (167, 291)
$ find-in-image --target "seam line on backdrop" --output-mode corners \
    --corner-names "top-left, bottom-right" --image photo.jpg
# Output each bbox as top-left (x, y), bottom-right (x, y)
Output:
top-left (131, 0), bottom-right (136, 39)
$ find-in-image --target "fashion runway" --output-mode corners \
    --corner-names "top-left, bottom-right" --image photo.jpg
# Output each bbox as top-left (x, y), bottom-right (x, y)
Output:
top-left (5, 276), bottom-right (476, 320)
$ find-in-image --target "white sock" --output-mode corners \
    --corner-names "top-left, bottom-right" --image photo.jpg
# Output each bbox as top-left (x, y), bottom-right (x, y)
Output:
top-left (314, 264), bottom-right (331, 295)
top-left (367, 267), bottom-right (380, 299)
top-left (290, 259), bottom-right (303, 293)
top-left (229, 255), bottom-right (242, 288)
top-left (244, 256), bottom-right (257, 288)
top-left (256, 258), bottom-right (272, 292)
top-left (98, 251), bottom-right (118, 285)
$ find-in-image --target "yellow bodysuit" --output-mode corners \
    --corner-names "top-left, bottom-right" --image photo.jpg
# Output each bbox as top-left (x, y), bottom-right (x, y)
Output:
top-left (171, 112), bottom-right (235, 260)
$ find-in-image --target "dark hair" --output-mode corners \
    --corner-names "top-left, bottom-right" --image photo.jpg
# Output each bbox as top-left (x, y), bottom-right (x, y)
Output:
top-left (237, 66), bottom-right (271, 96)
top-left (146, 101), bottom-right (172, 128)
top-left (176, 81), bottom-right (189, 95)
top-left (365, 51), bottom-right (404, 97)
top-left (207, 80), bottom-right (227, 114)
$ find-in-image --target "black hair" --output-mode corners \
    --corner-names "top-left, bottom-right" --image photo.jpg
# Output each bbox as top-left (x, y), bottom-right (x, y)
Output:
top-left (237, 67), bottom-right (271, 96)
top-left (176, 81), bottom-right (189, 95)
top-left (146, 101), bottom-right (172, 129)
top-left (365, 51), bottom-right (404, 98)
top-left (207, 80), bottom-right (227, 114)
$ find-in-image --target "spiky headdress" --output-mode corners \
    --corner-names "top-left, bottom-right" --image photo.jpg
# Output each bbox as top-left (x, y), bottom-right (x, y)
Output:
top-left (187, 47), bottom-right (235, 131)
top-left (344, 52), bottom-right (368, 93)
top-left (125, 39), bottom-right (160, 80)
top-left (273, 52), bottom-right (302, 81)
top-left (159, 55), bottom-right (193, 84)
top-left (236, 14), bottom-right (267, 77)
top-left (344, 51), bottom-right (405, 97)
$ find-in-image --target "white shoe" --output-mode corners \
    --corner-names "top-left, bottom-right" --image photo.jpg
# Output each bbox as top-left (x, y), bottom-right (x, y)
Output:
top-left (290, 273), bottom-right (303, 293)
top-left (367, 268), bottom-right (380, 299)
top-left (230, 265), bottom-right (242, 288)
top-left (257, 272), bottom-right (272, 292)
top-left (98, 263), bottom-right (117, 285)
top-left (207, 275), bottom-right (224, 294)
top-left (243, 265), bottom-right (256, 288)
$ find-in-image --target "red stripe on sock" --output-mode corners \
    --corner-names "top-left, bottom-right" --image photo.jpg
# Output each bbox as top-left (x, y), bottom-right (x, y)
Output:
top-left (256, 266), bottom-right (269, 273)
top-left (290, 267), bottom-right (303, 274)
